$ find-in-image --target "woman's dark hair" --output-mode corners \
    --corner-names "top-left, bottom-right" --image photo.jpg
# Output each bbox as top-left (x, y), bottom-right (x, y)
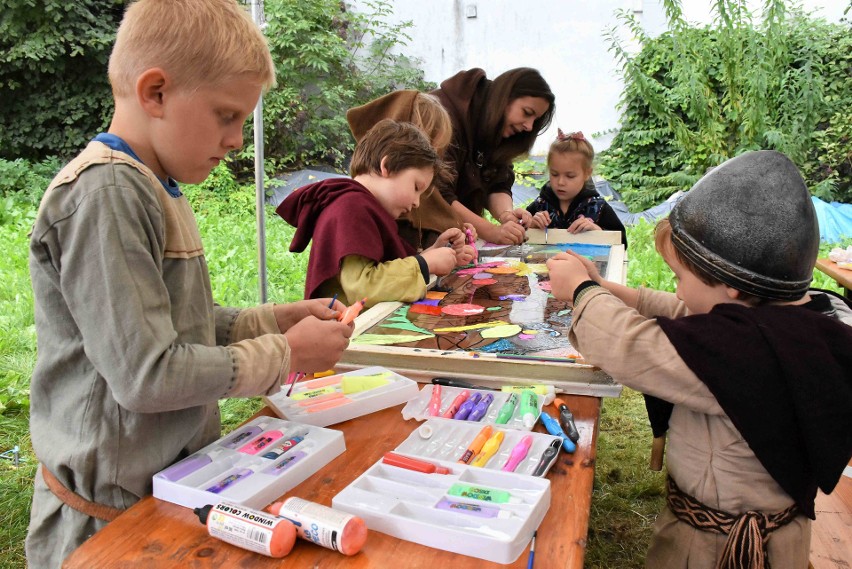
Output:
top-left (477, 67), bottom-right (555, 166)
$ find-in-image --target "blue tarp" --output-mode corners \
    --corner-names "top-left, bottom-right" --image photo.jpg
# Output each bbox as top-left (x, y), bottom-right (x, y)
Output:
top-left (812, 197), bottom-right (852, 243)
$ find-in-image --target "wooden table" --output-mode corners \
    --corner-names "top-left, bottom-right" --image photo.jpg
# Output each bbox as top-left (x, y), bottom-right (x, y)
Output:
top-left (815, 258), bottom-right (852, 299)
top-left (64, 393), bottom-right (601, 568)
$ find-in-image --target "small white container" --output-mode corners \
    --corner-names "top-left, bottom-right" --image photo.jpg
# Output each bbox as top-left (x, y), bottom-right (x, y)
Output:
top-left (401, 384), bottom-right (544, 430)
top-left (264, 366), bottom-right (420, 427)
top-left (153, 417), bottom-right (344, 510)
top-left (332, 419), bottom-right (560, 564)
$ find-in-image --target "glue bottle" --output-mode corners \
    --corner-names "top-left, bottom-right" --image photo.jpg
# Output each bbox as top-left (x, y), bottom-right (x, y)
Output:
top-left (194, 501), bottom-right (296, 558)
top-left (268, 497), bottom-right (367, 556)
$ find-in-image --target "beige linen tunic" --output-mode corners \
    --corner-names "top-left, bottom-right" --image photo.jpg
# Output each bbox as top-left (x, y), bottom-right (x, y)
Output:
top-left (27, 143), bottom-right (292, 567)
top-left (568, 287), bottom-right (848, 569)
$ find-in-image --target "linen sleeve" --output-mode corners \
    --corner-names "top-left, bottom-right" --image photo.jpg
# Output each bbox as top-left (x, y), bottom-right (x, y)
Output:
top-left (568, 287), bottom-right (724, 415)
top-left (338, 254), bottom-right (427, 307)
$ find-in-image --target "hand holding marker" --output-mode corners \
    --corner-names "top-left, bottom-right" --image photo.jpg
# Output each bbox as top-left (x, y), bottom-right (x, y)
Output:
top-left (338, 298), bottom-right (367, 325)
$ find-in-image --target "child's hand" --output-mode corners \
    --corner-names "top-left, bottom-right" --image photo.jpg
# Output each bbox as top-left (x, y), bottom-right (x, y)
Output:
top-left (421, 247), bottom-right (458, 276)
top-left (285, 316), bottom-right (353, 373)
top-left (434, 228), bottom-right (465, 251)
top-left (546, 253), bottom-right (594, 304)
top-left (565, 250), bottom-right (603, 282)
top-left (456, 244), bottom-right (476, 266)
top-left (273, 299), bottom-right (344, 332)
top-left (567, 215), bottom-right (601, 234)
top-left (486, 220), bottom-right (526, 245)
top-left (531, 211), bottom-right (551, 229)
top-left (462, 223), bottom-right (478, 243)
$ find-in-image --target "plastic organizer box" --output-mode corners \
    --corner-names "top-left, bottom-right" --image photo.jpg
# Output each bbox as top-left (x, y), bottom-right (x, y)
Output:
top-left (332, 419), bottom-right (560, 564)
top-left (153, 416), bottom-right (344, 510)
top-left (401, 384), bottom-right (545, 430)
top-left (264, 366), bottom-right (420, 427)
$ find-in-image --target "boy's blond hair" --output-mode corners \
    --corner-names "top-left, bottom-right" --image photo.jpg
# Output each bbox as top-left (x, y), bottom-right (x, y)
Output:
top-left (350, 119), bottom-right (440, 179)
top-left (108, 0), bottom-right (275, 98)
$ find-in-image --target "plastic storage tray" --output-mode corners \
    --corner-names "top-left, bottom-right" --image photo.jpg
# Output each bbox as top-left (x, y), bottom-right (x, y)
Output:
top-left (333, 419), bottom-right (560, 564)
top-left (264, 366), bottom-right (420, 427)
top-left (153, 416), bottom-right (344, 510)
top-left (401, 384), bottom-right (544, 430)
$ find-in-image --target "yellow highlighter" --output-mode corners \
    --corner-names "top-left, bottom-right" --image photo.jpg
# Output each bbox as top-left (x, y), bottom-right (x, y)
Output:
top-left (471, 431), bottom-right (505, 467)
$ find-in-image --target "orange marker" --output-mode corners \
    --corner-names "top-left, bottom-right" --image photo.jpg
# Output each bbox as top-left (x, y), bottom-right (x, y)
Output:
top-left (338, 298), bottom-right (367, 325)
top-left (457, 425), bottom-right (493, 464)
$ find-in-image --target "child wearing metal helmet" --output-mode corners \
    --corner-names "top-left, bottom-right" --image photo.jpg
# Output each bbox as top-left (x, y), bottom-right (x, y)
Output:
top-left (547, 150), bottom-right (852, 569)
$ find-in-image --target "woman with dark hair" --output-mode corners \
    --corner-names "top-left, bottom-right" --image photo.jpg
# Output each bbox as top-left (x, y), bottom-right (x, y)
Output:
top-left (432, 67), bottom-right (555, 244)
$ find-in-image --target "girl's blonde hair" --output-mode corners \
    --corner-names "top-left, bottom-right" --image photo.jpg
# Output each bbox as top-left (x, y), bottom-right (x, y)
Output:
top-left (108, 0), bottom-right (275, 98)
top-left (547, 129), bottom-right (594, 173)
top-left (411, 93), bottom-right (452, 156)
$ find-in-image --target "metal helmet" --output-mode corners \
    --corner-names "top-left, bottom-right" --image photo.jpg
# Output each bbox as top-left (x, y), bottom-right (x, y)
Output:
top-left (669, 150), bottom-right (818, 300)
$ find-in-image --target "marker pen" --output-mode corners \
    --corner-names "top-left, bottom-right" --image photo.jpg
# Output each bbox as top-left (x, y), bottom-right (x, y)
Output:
top-left (260, 430), bottom-right (308, 460)
top-left (238, 430), bottom-right (285, 455)
top-left (157, 448), bottom-right (226, 482)
top-left (539, 410), bottom-right (576, 453)
top-left (338, 298), bottom-right (367, 325)
top-left (532, 439), bottom-right (561, 476)
top-left (205, 468), bottom-right (253, 494)
top-left (261, 450), bottom-right (307, 475)
top-left (494, 392), bottom-right (518, 424)
top-left (290, 386), bottom-right (337, 401)
top-left (457, 425), bottom-right (493, 464)
top-left (447, 483), bottom-right (521, 504)
top-left (553, 397), bottom-right (580, 443)
top-left (501, 384), bottom-right (556, 405)
top-left (268, 497), bottom-right (368, 556)
top-left (518, 389), bottom-right (539, 429)
top-left (440, 390), bottom-right (470, 418)
top-left (501, 435), bottom-right (533, 473)
top-left (435, 498), bottom-right (511, 519)
top-left (220, 425), bottom-right (263, 449)
top-left (382, 452), bottom-right (451, 474)
top-left (341, 373), bottom-right (391, 394)
top-left (470, 431), bottom-right (504, 467)
top-left (467, 393), bottom-right (494, 422)
top-left (428, 384), bottom-right (442, 416)
top-left (453, 392), bottom-right (482, 420)
top-left (195, 501), bottom-right (296, 558)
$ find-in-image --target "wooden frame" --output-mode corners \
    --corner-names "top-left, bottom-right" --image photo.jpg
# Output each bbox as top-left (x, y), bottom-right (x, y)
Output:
top-left (338, 231), bottom-right (626, 397)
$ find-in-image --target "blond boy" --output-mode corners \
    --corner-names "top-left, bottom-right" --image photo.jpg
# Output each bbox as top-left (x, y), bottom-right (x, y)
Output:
top-left (27, 1), bottom-right (352, 565)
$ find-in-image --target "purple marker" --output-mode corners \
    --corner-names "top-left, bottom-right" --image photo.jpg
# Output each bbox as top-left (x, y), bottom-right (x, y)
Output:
top-left (467, 393), bottom-right (494, 422)
top-left (435, 498), bottom-right (511, 519)
top-left (453, 392), bottom-right (482, 420)
top-left (205, 468), bottom-right (253, 494)
top-left (261, 451), bottom-right (307, 475)
top-left (158, 453), bottom-right (212, 482)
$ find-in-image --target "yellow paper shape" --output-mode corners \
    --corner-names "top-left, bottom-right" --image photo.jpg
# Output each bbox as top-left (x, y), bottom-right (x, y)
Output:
top-left (433, 321), bottom-right (509, 333)
top-left (480, 324), bottom-right (523, 338)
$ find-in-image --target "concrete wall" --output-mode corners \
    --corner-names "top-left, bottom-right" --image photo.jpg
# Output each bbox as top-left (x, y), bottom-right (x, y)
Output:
top-left (347, 0), bottom-right (848, 154)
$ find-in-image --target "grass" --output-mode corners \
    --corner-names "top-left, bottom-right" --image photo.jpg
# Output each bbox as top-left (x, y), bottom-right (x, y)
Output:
top-left (0, 184), bottom-right (848, 568)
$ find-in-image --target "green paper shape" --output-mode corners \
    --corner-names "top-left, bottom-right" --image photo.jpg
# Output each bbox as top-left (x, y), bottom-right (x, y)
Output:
top-left (351, 333), bottom-right (434, 345)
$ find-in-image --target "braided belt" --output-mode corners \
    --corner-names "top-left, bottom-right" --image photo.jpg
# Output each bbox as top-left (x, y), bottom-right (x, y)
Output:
top-left (666, 475), bottom-right (800, 569)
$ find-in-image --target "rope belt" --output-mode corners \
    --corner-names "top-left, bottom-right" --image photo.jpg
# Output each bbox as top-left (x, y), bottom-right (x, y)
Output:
top-left (40, 464), bottom-right (125, 522)
top-left (666, 475), bottom-right (800, 569)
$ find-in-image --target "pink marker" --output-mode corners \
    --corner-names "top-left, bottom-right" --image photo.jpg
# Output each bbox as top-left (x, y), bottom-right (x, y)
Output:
top-left (501, 435), bottom-right (533, 472)
top-left (428, 384), bottom-right (442, 416)
top-left (238, 430), bottom-right (284, 455)
top-left (440, 390), bottom-right (470, 418)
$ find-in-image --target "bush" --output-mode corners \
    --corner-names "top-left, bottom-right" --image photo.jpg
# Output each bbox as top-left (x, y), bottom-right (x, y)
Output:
top-left (0, 0), bottom-right (125, 161)
top-left (599, 0), bottom-right (852, 210)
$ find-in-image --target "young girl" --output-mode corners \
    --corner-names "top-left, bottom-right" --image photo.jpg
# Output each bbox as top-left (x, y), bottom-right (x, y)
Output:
top-left (527, 130), bottom-right (627, 245)
top-left (546, 150), bottom-right (852, 568)
top-left (277, 119), bottom-right (474, 308)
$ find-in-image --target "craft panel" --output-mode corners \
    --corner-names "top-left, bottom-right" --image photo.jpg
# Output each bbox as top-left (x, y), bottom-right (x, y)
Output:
top-left (340, 235), bottom-right (625, 397)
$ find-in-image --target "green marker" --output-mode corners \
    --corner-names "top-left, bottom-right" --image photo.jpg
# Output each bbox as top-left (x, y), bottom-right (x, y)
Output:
top-left (519, 389), bottom-right (539, 428)
top-left (495, 392), bottom-right (518, 424)
top-left (447, 483), bottom-right (520, 504)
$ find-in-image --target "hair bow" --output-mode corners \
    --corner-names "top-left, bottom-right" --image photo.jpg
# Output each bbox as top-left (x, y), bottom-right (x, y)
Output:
top-left (556, 129), bottom-right (586, 142)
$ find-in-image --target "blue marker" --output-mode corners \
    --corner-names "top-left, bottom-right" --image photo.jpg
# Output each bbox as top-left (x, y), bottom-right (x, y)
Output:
top-left (539, 410), bottom-right (576, 453)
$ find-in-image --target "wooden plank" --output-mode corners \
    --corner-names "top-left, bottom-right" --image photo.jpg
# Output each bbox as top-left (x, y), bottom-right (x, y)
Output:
top-left (810, 463), bottom-right (852, 569)
top-left (64, 396), bottom-right (601, 569)
top-left (815, 258), bottom-right (852, 299)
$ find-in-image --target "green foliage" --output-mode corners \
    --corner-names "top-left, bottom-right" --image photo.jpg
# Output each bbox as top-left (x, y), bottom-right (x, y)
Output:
top-left (599, 0), bottom-right (852, 209)
top-left (243, 0), bottom-right (434, 176)
top-left (513, 157), bottom-right (547, 189)
top-left (0, 0), bottom-right (126, 161)
top-left (0, 157), bottom-right (60, 226)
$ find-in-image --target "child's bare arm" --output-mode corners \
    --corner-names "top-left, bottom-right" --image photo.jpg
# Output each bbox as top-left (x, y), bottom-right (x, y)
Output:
top-left (547, 252), bottom-right (639, 308)
top-left (273, 299), bottom-right (346, 332)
